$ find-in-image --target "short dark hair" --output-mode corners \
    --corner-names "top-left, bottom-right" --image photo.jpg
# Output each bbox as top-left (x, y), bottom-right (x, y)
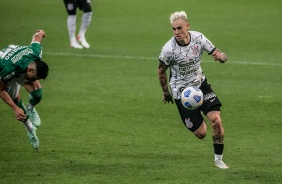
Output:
top-left (35, 60), bottom-right (49, 79)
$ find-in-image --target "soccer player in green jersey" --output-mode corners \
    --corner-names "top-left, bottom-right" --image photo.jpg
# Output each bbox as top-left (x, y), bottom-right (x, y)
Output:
top-left (0, 30), bottom-right (49, 150)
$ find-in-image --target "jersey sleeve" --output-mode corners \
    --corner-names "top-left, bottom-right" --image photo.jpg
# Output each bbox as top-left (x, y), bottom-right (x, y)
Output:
top-left (159, 43), bottom-right (173, 65)
top-left (30, 42), bottom-right (42, 59)
top-left (0, 65), bottom-right (17, 83)
top-left (201, 34), bottom-right (216, 55)
top-left (0, 61), bottom-right (29, 83)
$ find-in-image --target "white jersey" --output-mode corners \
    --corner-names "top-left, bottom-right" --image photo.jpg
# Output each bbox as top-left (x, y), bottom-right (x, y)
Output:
top-left (159, 31), bottom-right (215, 99)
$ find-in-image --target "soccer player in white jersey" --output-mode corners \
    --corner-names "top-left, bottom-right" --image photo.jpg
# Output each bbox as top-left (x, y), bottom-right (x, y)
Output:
top-left (158, 11), bottom-right (229, 169)
top-left (63, 0), bottom-right (93, 49)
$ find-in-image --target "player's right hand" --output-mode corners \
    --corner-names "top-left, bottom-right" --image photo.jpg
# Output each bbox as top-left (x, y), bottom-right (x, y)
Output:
top-left (15, 108), bottom-right (27, 121)
top-left (162, 94), bottom-right (174, 104)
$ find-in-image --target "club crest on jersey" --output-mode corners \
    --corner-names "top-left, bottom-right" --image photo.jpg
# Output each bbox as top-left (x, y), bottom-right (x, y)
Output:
top-left (185, 118), bottom-right (193, 129)
top-left (192, 44), bottom-right (200, 55)
top-left (67, 3), bottom-right (74, 11)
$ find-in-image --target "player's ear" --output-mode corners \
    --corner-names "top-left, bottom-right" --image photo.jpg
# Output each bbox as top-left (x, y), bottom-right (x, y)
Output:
top-left (187, 23), bottom-right (190, 30)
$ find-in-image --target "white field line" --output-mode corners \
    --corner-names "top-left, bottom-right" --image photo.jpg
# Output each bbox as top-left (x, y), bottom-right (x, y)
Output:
top-left (44, 52), bottom-right (282, 67)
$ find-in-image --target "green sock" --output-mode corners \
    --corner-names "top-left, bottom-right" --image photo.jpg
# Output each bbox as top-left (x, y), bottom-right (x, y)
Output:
top-left (29, 89), bottom-right (42, 106)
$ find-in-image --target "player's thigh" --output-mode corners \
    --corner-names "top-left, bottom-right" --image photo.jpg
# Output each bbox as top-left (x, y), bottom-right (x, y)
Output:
top-left (23, 80), bottom-right (41, 93)
top-left (7, 83), bottom-right (20, 100)
top-left (77, 0), bottom-right (92, 12)
top-left (193, 120), bottom-right (207, 139)
top-left (200, 78), bottom-right (222, 116)
top-left (206, 110), bottom-right (221, 123)
top-left (175, 99), bottom-right (204, 132)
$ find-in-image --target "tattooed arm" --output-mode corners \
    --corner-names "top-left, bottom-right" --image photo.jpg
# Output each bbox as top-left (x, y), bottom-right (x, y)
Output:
top-left (212, 48), bottom-right (228, 63)
top-left (158, 61), bottom-right (173, 104)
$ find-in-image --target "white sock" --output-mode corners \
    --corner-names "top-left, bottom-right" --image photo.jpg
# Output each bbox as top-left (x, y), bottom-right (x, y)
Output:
top-left (23, 119), bottom-right (33, 132)
top-left (78, 12), bottom-right (92, 38)
top-left (215, 154), bottom-right (223, 162)
top-left (67, 15), bottom-right (77, 44)
top-left (26, 102), bottom-right (34, 111)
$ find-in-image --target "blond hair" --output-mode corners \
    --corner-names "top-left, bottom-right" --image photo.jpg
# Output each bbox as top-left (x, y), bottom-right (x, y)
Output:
top-left (169, 11), bottom-right (188, 24)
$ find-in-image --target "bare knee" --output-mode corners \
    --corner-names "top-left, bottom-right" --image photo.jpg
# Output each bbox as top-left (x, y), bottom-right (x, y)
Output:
top-left (207, 111), bottom-right (224, 132)
top-left (193, 121), bottom-right (207, 139)
top-left (195, 132), bottom-right (206, 139)
top-left (212, 118), bottom-right (222, 130)
top-left (211, 117), bottom-right (224, 133)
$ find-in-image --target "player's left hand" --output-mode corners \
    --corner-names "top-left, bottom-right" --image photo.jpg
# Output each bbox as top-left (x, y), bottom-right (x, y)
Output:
top-left (212, 50), bottom-right (221, 61)
top-left (212, 49), bottom-right (227, 63)
top-left (36, 30), bottom-right (46, 38)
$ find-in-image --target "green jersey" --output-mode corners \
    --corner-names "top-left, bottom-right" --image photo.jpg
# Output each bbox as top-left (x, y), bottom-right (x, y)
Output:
top-left (0, 42), bottom-right (42, 84)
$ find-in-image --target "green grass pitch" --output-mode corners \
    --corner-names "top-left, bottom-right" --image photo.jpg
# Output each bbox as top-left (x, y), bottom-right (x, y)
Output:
top-left (0, 0), bottom-right (281, 183)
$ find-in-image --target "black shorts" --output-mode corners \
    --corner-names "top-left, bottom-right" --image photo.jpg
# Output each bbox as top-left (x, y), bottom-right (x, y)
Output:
top-left (175, 78), bottom-right (222, 132)
top-left (63, 0), bottom-right (92, 15)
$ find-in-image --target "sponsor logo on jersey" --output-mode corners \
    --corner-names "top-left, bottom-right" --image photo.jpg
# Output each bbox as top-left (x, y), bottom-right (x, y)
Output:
top-left (3, 71), bottom-right (15, 82)
top-left (210, 98), bottom-right (216, 102)
top-left (11, 49), bottom-right (33, 63)
top-left (204, 92), bottom-right (217, 101)
top-left (179, 63), bottom-right (197, 78)
top-left (3, 46), bottom-right (25, 60)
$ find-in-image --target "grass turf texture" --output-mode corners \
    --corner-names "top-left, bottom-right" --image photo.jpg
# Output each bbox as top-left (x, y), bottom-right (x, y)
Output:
top-left (0, 0), bottom-right (282, 183)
